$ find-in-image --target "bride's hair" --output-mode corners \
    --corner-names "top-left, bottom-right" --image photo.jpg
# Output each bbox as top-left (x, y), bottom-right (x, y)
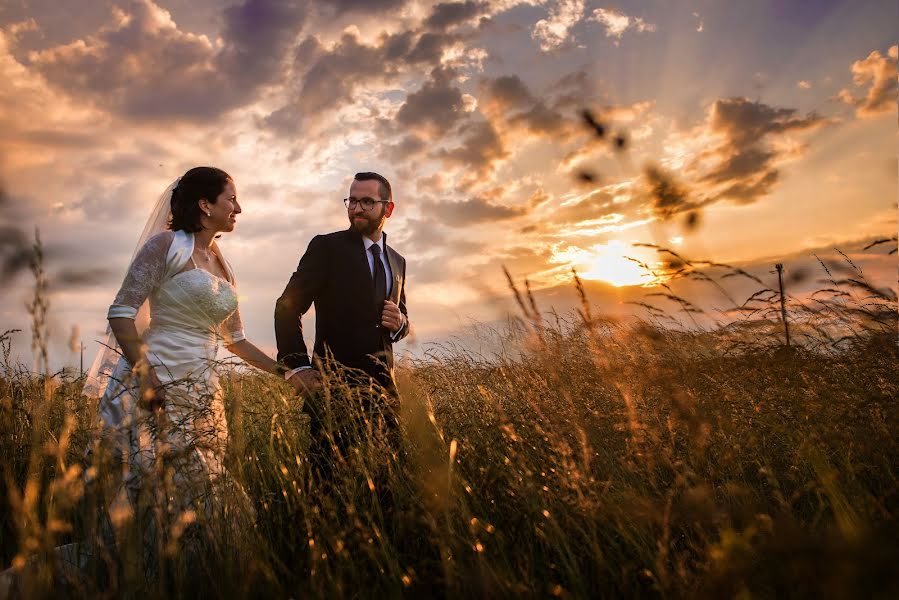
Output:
top-left (169, 166), bottom-right (232, 232)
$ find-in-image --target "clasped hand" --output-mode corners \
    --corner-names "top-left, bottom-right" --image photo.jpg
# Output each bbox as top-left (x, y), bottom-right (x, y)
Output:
top-left (381, 299), bottom-right (405, 333)
top-left (287, 369), bottom-right (322, 396)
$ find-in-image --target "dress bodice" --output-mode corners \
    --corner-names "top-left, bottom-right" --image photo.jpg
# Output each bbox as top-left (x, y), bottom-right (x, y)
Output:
top-left (150, 268), bottom-right (239, 336)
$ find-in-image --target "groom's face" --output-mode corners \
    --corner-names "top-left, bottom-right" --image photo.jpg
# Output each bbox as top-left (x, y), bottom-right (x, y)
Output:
top-left (347, 179), bottom-right (392, 236)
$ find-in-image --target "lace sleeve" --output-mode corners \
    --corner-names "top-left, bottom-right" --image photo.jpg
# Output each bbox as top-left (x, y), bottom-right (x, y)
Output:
top-left (219, 306), bottom-right (246, 345)
top-left (107, 231), bottom-right (174, 319)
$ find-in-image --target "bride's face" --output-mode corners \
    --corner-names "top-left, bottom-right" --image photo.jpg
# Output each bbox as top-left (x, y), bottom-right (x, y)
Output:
top-left (205, 180), bottom-right (241, 233)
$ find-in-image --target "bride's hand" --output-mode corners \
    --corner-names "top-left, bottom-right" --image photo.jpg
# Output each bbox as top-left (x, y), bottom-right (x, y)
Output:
top-left (288, 369), bottom-right (322, 397)
top-left (138, 364), bottom-right (166, 411)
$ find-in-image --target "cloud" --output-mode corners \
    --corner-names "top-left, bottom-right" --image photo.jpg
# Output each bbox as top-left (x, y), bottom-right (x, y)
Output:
top-left (0, 224), bottom-right (32, 284)
top-left (481, 74), bottom-right (573, 138)
top-left (531, 0), bottom-right (584, 52)
top-left (27, 0), bottom-right (307, 121)
top-left (217, 0), bottom-right (309, 89)
top-left (688, 97), bottom-right (830, 206)
top-left (382, 134), bottom-right (427, 161)
top-left (437, 119), bottom-right (508, 177)
top-left (424, 1), bottom-right (489, 29)
top-left (396, 67), bottom-right (466, 133)
top-left (326, 0), bottom-right (408, 14)
top-left (797, 80), bottom-right (812, 89)
top-left (549, 188), bottom-right (625, 224)
top-left (510, 102), bottom-right (568, 135)
top-left (407, 31), bottom-right (457, 64)
top-left (266, 25), bottom-right (466, 135)
top-left (837, 45), bottom-right (898, 118)
top-left (265, 32), bottom-right (392, 132)
top-left (51, 267), bottom-right (114, 290)
top-left (483, 74), bottom-right (536, 110)
top-left (588, 8), bottom-right (656, 42)
top-left (421, 195), bottom-right (527, 226)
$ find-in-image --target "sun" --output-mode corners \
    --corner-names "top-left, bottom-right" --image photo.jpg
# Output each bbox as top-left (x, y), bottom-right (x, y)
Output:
top-left (568, 240), bottom-right (659, 287)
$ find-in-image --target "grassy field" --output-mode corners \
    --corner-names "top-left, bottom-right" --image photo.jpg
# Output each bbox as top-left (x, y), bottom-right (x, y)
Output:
top-left (1, 255), bottom-right (897, 598)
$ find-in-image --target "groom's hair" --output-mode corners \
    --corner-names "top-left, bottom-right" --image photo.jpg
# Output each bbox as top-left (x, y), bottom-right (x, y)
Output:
top-left (354, 172), bottom-right (392, 202)
top-left (169, 166), bottom-right (232, 232)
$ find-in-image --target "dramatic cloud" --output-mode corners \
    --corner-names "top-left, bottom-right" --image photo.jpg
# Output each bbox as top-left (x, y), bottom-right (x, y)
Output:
top-left (549, 188), bottom-right (625, 224)
top-left (483, 74), bottom-right (536, 110)
top-left (396, 67), bottom-right (466, 133)
top-left (689, 97), bottom-right (830, 206)
top-left (837, 45), bottom-right (898, 118)
top-left (482, 74), bottom-right (573, 137)
top-left (52, 267), bottom-right (113, 290)
top-left (531, 0), bottom-right (584, 51)
top-left (217, 0), bottom-right (309, 89)
top-left (0, 224), bottom-right (32, 284)
top-left (438, 120), bottom-right (508, 178)
top-left (422, 195), bottom-right (527, 226)
top-left (0, 0), bottom-right (894, 369)
top-left (382, 134), bottom-right (427, 161)
top-left (326, 0), bottom-right (408, 14)
top-left (269, 32), bottom-right (393, 127)
top-left (27, 0), bottom-right (306, 120)
top-left (588, 7), bottom-right (656, 42)
top-left (424, 1), bottom-right (489, 29)
top-left (266, 26), bottom-right (466, 134)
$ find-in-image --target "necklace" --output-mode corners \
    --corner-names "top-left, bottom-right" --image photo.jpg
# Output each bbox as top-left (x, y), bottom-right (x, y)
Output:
top-left (196, 246), bottom-right (215, 263)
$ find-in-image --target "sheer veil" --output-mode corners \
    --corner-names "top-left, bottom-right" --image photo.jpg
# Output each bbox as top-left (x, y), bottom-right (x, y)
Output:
top-left (82, 179), bottom-right (180, 398)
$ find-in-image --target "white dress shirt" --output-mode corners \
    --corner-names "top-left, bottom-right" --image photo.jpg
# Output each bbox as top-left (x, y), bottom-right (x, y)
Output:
top-left (363, 235), bottom-right (393, 297)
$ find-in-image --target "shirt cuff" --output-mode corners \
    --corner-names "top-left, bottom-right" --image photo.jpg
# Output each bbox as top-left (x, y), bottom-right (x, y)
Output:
top-left (225, 330), bottom-right (246, 344)
top-left (285, 366), bottom-right (312, 380)
top-left (107, 304), bottom-right (138, 319)
top-left (390, 315), bottom-right (407, 342)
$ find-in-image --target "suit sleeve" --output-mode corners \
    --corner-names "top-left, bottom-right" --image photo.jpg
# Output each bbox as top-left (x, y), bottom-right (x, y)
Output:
top-left (275, 235), bottom-right (326, 369)
top-left (390, 256), bottom-right (410, 343)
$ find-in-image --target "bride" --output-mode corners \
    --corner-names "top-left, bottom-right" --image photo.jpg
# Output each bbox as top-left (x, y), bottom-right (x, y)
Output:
top-left (84, 166), bottom-right (287, 574)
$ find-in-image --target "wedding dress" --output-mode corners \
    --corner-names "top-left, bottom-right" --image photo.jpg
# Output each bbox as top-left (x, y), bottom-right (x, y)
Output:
top-left (95, 229), bottom-right (245, 511)
top-left (60, 226), bottom-right (258, 592)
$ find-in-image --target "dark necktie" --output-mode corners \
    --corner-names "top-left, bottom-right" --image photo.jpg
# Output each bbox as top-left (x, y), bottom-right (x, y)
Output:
top-left (370, 244), bottom-right (387, 317)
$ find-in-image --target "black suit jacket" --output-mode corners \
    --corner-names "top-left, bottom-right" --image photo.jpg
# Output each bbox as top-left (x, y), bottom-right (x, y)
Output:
top-left (275, 228), bottom-right (409, 386)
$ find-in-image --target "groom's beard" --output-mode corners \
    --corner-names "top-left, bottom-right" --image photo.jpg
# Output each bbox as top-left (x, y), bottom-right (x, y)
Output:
top-left (350, 209), bottom-right (386, 237)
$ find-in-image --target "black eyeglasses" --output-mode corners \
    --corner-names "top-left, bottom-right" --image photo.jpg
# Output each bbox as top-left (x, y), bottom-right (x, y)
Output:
top-left (344, 197), bottom-right (388, 211)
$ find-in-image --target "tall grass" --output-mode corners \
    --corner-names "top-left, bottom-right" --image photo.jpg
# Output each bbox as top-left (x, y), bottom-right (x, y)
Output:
top-left (0, 245), bottom-right (896, 598)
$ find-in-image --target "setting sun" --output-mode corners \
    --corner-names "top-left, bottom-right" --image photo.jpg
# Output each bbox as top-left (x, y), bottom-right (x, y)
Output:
top-left (556, 241), bottom-right (659, 287)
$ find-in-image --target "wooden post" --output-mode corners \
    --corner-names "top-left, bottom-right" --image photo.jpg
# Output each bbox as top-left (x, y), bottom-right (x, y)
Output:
top-left (80, 342), bottom-right (84, 378)
top-left (775, 263), bottom-right (790, 347)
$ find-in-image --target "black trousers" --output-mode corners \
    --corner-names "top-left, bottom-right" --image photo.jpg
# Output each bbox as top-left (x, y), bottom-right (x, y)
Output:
top-left (300, 369), bottom-right (401, 483)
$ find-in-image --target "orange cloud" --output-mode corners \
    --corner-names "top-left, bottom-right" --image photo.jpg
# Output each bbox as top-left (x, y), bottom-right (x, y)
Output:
top-left (27, 0), bottom-right (307, 120)
top-left (837, 45), bottom-right (898, 118)
top-left (686, 97), bottom-right (831, 206)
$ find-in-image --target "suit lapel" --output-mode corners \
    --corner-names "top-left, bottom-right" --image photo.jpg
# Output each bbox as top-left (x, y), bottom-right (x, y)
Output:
top-left (384, 234), bottom-right (402, 304)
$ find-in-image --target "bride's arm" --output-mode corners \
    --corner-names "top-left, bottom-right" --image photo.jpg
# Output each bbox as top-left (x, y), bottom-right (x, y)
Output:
top-left (108, 317), bottom-right (147, 367)
top-left (224, 339), bottom-right (284, 375)
top-left (220, 307), bottom-right (285, 375)
top-left (106, 232), bottom-right (172, 410)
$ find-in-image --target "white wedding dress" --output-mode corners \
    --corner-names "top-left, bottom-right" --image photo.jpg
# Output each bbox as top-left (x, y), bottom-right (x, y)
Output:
top-left (93, 229), bottom-right (246, 522)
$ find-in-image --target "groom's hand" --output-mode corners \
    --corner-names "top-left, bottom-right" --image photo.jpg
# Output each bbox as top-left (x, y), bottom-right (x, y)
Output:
top-left (381, 300), bottom-right (405, 333)
top-left (288, 369), bottom-right (322, 396)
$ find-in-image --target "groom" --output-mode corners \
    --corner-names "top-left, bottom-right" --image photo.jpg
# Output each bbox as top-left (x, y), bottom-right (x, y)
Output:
top-left (274, 171), bottom-right (410, 438)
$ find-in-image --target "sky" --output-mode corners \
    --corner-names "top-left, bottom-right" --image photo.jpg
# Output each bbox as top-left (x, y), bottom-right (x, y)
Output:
top-left (0, 0), bottom-right (896, 371)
